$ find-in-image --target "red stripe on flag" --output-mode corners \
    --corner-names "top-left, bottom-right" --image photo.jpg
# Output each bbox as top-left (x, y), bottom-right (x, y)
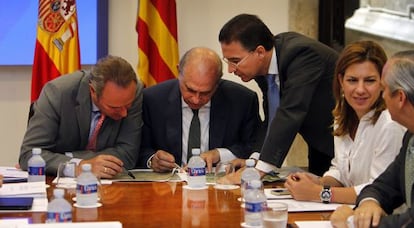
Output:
top-left (150, 0), bottom-right (177, 39)
top-left (31, 40), bottom-right (61, 101)
top-left (137, 19), bottom-right (176, 83)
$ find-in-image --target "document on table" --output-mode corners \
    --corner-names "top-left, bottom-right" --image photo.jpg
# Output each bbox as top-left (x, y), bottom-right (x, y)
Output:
top-left (112, 169), bottom-right (185, 182)
top-left (295, 221), bottom-right (333, 228)
top-left (0, 182), bottom-right (48, 212)
top-left (264, 188), bottom-right (353, 212)
top-left (0, 182), bottom-right (46, 197)
top-left (0, 167), bottom-right (28, 183)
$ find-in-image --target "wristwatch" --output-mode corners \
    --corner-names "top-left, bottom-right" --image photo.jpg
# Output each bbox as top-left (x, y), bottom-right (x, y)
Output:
top-left (320, 186), bottom-right (331, 204)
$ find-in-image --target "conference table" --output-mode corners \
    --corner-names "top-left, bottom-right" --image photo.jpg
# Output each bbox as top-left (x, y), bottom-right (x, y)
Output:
top-left (0, 176), bottom-right (332, 227)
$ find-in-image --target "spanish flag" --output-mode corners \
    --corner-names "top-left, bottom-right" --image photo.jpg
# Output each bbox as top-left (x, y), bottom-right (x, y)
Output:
top-left (31, 0), bottom-right (81, 102)
top-left (137, 0), bottom-right (179, 87)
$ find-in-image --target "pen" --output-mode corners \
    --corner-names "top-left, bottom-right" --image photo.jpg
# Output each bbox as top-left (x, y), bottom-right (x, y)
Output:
top-left (123, 167), bottom-right (135, 179)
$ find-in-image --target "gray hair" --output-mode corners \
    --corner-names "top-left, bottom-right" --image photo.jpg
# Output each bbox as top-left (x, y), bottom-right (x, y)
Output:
top-left (90, 55), bottom-right (138, 98)
top-left (385, 50), bottom-right (414, 105)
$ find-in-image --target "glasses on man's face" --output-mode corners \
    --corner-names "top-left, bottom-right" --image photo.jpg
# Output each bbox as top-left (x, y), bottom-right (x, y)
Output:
top-left (222, 52), bottom-right (252, 69)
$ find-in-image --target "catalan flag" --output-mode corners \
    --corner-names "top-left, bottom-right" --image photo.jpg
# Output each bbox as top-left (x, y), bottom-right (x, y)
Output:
top-left (137, 0), bottom-right (179, 87)
top-left (31, 0), bottom-right (81, 102)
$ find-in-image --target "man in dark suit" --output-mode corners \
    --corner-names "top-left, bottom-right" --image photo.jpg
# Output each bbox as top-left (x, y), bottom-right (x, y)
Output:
top-left (137, 47), bottom-right (260, 173)
top-left (218, 14), bottom-right (338, 176)
top-left (20, 55), bottom-right (143, 178)
top-left (330, 51), bottom-right (414, 227)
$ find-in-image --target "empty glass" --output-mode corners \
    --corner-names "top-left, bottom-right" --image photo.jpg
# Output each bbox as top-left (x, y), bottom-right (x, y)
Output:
top-left (214, 161), bottom-right (239, 190)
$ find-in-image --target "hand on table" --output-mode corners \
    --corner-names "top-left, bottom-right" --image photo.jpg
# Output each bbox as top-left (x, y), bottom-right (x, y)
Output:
top-left (150, 150), bottom-right (177, 173)
top-left (330, 205), bottom-right (354, 228)
top-left (199, 149), bottom-right (220, 173)
top-left (79, 154), bottom-right (123, 179)
top-left (353, 200), bottom-right (385, 228)
top-left (284, 172), bottom-right (322, 201)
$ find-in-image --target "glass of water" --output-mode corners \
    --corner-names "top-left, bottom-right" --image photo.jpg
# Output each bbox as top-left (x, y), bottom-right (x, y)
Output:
top-left (262, 202), bottom-right (288, 228)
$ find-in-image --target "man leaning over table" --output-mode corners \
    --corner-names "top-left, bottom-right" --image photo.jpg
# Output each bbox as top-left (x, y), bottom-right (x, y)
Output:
top-left (330, 50), bottom-right (414, 228)
top-left (137, 47), bottom-right (260, 173)
top-left (19, 55), bottom-right (144, 179)
top-left (218, 14), bottom-right (338, 178)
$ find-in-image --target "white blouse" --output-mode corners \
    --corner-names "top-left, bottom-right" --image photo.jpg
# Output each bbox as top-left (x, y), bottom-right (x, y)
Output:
top-left (324, 109), bottom-right (406, 194)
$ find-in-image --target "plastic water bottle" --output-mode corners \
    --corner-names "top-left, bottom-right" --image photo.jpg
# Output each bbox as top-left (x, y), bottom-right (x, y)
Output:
top-left (46, 189), bottom-right (72, 223)
top-left (76, 164), bottom-right (98, 206)
top-left (244, 179), bottom-right (267, 227)
top-left (187, 148), bottom-right (206, 188)
top-left (27, 148), bottom-right (46, 182)
top-left (241, 159), bottom-right (260, 196)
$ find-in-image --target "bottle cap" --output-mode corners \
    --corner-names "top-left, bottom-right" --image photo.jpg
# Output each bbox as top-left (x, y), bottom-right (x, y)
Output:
top-left (53, 188), bottom-right (65, 198)
top-left (245, 159), bottom-right (255, 167)
top-left (32, 148), bottom-right (41, 155)
top-left (191, 148), bottom-right (201, 156)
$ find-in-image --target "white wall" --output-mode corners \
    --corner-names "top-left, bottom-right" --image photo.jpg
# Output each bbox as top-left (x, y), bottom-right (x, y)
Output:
top-left (0, 0), bottom-right (288, 166)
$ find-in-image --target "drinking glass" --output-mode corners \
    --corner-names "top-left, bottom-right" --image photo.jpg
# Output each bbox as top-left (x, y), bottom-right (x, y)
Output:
top-left (214, 161), bottom-right (239, 190)
top-left (56, 161), bottom-right (77, 188)
top-left (262, 202), bottom-right (288, 228)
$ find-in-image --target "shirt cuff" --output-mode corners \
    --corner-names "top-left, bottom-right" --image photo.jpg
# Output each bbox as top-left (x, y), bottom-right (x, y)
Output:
top-left (216, 148), bottom-right (236, 163)
top-left (255, 160), bottom-right (277, 173)
top-left (249, 152), bottom-right (260, 160)
top-left (147, 154), bottom-right (155, 169)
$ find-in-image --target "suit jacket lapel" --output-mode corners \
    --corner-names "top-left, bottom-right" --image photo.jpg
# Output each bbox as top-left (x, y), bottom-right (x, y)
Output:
top-left (166, 82), bottom-right (183, 164)
top-left (76, 71), bottom-right (93, 148)
top-left (209, 81), bottom-right (226, 149)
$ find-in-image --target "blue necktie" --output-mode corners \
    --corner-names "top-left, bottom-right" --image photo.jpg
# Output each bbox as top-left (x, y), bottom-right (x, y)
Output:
top-left (266, 74), bottom-right (279, 125)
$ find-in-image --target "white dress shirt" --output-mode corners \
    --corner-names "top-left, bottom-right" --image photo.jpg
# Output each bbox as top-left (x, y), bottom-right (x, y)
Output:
top-left (324, 109), bottom-right (406, 194)
top-left (181, 98), bottom-right (235, 165)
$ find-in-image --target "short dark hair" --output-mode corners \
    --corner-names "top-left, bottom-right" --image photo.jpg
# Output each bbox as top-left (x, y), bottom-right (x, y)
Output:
top-left (90, 55), bottom-right (138, 98)
top-left (218, 14), bottom-right (274, 51)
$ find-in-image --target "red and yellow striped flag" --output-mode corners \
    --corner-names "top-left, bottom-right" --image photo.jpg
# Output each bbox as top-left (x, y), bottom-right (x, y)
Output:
top-left (31, 0), bottom-right (81, 102)
top-left (136, 0), bottom-right (179, 87)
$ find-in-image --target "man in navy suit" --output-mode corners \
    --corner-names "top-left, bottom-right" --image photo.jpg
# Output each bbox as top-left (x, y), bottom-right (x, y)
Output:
top-left (331, 51), bottom-right (414, 227)
top-left (219, 14), bottom-right (338, 176)
top-left (137, 47), bottom-right (260, 172)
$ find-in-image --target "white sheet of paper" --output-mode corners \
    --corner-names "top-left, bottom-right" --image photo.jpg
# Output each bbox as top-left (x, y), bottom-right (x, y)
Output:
top-left (0, 218), bottom-right (29, 228)
top-left (0, 167), bottom-right (28, 178)
top-left (0, 182), bottom-right (46, 196)
top-left (295, 221), bottom-right (333, 228)
top-left (267, 198), bottom-right (352, 212)
top-left (52, 177), bottom-right (112, 189)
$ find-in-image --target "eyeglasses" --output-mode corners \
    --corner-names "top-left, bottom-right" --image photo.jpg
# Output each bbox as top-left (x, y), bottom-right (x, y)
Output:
top-left (222, 52), bottom-right (252, 69)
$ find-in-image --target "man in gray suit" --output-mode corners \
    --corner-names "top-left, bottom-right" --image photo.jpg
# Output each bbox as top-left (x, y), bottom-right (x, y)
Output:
top-left (20, 55), bottom-right (143, 178)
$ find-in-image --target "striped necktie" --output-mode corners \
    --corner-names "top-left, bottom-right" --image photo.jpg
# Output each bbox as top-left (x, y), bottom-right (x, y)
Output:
top-left (86, 112), bottom-right (106, 151)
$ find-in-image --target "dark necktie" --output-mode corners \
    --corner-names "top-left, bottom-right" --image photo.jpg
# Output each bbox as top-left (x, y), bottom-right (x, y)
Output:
top-left (187, 109), bottom-right (200, 163)
top-left (405, 136), bottom-right (414, 207)
top-left (86, 112), bottom-right (106, 151)
top-left (266, 74), bottom-right (280, 126)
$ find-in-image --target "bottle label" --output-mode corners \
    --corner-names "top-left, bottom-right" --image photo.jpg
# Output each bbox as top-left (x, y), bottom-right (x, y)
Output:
top-left (46, 211), bottom-right (72, 222)
top-left (28, 166), bottom-right (45, 176)
top-left (77, 183), bottom-right (98, 194)
top-left (189, 167), bottom-right (205, 176)
top-left (245, 202), bottom-right (264, 213)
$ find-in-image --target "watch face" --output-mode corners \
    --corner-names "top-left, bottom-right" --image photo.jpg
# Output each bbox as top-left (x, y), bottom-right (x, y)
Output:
top-left (321, 191), bottom-right (331, 199)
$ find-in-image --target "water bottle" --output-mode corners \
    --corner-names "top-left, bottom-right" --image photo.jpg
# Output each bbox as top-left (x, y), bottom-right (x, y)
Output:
top-left (27, 148), bottom-right (46, 182)
top-left (46, 188), bottom-right (72, 223)
top-left (244, 179), bottom-right (267, 227)
top-left (76, 164), bottom-right (98, 206)
top-left (241, 159), bottom-right (260, 196)
top-left (187, 148), bottom-right (206, 188)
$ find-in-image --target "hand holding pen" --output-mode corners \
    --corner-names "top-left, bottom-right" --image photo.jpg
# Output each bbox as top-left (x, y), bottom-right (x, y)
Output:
top-left (150, 150), bottom-right (180, 173)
